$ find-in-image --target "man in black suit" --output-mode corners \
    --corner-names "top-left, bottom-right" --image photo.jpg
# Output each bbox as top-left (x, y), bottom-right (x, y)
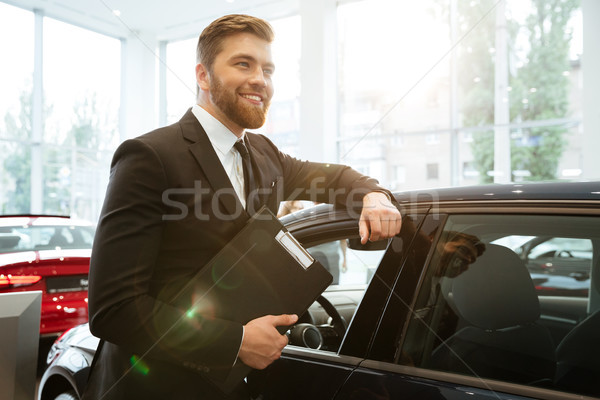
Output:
top-left (83, 14), bottom-right (401, 400)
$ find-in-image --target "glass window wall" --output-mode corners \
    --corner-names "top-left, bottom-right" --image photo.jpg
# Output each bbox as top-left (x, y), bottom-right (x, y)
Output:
top-left (0, 3), bottom-right (33, 215)
top-left (337, 0), bottom-right (583, 190)
top-left (0, 4), bottom-right (120, 222)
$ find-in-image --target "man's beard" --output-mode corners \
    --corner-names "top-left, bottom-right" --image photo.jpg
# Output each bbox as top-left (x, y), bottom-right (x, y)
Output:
top-left (209, 77), bottom-right (270, 129)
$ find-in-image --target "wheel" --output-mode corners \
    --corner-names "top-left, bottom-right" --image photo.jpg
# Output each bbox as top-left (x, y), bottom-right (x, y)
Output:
top-left (288, 294), bottom-right (348, 350)
top-left (315, 294), bottom-right (347, 338)
top-left (54, 390), bottom-right (78, 400)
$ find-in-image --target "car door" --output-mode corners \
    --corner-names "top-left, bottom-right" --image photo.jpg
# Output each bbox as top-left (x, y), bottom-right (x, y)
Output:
top-left (247, 211), bottom-right (428, 399)
top-left (338, 205), bottom-right (600, 400)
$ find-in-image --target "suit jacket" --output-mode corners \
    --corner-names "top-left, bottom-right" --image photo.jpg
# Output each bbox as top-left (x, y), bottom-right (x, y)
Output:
top-left (82, 109), bottom-right (385, 400)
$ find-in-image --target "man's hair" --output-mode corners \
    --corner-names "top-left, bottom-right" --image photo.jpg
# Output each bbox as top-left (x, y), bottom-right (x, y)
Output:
top-left (196, 14), bottom-right (274, 72)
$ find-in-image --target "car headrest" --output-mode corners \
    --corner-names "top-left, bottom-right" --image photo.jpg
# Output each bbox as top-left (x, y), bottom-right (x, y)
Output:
top-left (0, 235), bottom-right (21, 250)
top-left (451, 244), bottom-right (540, 330)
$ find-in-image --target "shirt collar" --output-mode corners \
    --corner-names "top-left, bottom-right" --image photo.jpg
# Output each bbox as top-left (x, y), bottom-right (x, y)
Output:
top-left (191, 104), bottom-right (244, 155)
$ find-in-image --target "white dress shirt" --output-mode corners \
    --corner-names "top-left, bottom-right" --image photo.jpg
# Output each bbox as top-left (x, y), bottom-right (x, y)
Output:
top-left (190, 104), bottom-right (246, 364)
top-left (191, 104), bottom-right (247, 208)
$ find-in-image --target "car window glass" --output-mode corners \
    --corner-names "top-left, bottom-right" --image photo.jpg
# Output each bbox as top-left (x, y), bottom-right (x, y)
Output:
top-left (308, 240), bottom-right (385, 287)
top-left (285, 238), bottom-right (388, 354)
top-left (0, 225), bottom-right (95, 252)
top-left (77, 227), bottom-right (95, 246)
top-left (398, 214), bottom-right (599, 398)
top-left (528, 237), bottom-right (593, 259)
top-left (492, 235), bottom-right (592, 297)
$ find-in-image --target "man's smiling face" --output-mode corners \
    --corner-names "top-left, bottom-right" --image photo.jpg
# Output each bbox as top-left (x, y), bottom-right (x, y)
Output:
top-left (198, 32), bottom-right (275, 135)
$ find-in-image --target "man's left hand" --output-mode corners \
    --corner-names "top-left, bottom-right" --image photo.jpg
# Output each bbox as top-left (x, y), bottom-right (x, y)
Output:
top-left (359, 192), bottom-right (402, 244)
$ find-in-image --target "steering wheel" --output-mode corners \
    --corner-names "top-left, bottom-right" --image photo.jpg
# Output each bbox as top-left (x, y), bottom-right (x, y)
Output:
top-left (315, 294), bottom-right (347, 338)
top-left (289, 295), bottom-right (348, 349)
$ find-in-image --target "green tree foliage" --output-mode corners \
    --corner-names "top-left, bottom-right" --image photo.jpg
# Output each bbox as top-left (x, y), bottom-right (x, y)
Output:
top-left (2, 88), bottom-right (33, 213)
top-left (44, 94), bottom-right (104, 215)
top-left (2, 87), bottom-right (103, 215)
top-left (456, 0), bottom-right (502, 183)
top-left (68, 94), bottom-right (102, 149)
top-left (457, 0), bottom-right (497, 128)
top-left (462, 0), bottom-right (579, 183)
top-left (509, 0), bottom-right (577, 181)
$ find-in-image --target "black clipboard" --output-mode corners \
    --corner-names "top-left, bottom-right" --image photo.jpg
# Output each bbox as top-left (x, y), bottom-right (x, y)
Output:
top-left (188, 206), bottom-right (333, 393)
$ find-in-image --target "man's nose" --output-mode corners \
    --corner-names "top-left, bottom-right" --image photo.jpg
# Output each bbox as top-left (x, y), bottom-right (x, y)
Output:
top-left (249, 68), bottom-right (267, 87)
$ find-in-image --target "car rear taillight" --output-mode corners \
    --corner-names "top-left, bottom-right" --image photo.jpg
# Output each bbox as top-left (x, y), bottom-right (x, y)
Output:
top-left (0, 274), bottom-right (42, 288)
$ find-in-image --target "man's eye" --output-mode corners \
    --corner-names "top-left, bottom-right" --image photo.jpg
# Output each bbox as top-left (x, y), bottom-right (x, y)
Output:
top-left (237, 62), bottom-right (249, 68)
top-left (264, 68), bottom-right (274, 76)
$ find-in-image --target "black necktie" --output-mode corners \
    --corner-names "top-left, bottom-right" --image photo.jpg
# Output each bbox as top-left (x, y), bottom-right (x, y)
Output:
top-left (234, 139), bottom-right (257, 211)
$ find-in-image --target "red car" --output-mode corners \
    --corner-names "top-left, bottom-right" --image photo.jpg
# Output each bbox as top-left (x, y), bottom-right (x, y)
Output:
top-left (0, 215), bottom-right (95, 336)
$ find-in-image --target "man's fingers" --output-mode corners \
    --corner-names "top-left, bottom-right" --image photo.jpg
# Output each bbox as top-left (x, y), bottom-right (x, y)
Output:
top-left (270, 314), bottom-right (298, 327)
top-left (389, 209), bottom-right (402, 235)
top-left (360, 210), bottom-right (402, 243)
top-left (388, 216), bottom-right (401, 237)
top-left (239, 314), bottom-right (298, 369)
top-left (359, 191), bottom-right (402, 243)
top-left (379, 219), bottom-right (390, 240)
top-left (369, 217), bottom-right (383, 242)
top-left (361, 217), bottom-right (382, 243)
top-left (359, 219), bottom-right (369, 244)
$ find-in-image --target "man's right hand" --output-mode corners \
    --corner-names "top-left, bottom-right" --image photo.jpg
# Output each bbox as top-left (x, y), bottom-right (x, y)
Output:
top-left (238, 314), bottom-right (298, 370)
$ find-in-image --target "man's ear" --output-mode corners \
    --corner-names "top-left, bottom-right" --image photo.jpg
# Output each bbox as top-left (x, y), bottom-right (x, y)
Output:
top-left (196, 63), bottom-right (210, 91)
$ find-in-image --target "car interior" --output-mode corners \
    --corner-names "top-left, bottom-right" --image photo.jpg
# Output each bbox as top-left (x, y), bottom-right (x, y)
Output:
top-left (290, 233), bottom-right (388, 352)
top-left (428, 243), bottom-right (557, 384)
top-left (404, 213), bottom-right (600, 397)
top-left (0, 233), bottom-right (22, 251)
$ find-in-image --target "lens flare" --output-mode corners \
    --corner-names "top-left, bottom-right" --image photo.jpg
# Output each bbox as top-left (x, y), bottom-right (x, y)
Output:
top-left (129, 355), bottom-right (150, 375)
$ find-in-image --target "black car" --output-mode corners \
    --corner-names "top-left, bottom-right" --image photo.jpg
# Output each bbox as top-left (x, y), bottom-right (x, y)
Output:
top-left (38, 182), bottom-right (600, 400)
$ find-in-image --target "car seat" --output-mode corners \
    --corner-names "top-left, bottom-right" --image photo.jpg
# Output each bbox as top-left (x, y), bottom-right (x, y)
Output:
top-left (0, 234), bottom-right (21, 250)
top-left (48, 230), bottom-right (69, 247)
top-left (429, 244), bottom-right (556, 384)
top-left (554, 309), bottom-right (600, 396)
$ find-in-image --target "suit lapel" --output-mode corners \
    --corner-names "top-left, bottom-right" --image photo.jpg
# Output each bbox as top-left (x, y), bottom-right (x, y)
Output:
top-left (179, 109), bottom-right (247, 219)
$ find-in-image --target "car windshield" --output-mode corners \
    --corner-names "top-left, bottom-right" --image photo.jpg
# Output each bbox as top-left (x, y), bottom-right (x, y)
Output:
top-left (0, 224), bottom-right (95, 253)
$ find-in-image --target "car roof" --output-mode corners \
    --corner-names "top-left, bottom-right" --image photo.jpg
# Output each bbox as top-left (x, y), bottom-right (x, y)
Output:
top-left (0, 248), bottom-right (92, 265)
top-left (0, 215), bottom-right (94, 228)
top-left (279, 181), bottom-right (600, 227)
top-left (394, 181), bottom-right (600, 204)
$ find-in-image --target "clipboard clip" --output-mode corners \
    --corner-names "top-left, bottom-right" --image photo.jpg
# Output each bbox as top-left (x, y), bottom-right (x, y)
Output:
top-left (275, 230), bottom-right (314, 269)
